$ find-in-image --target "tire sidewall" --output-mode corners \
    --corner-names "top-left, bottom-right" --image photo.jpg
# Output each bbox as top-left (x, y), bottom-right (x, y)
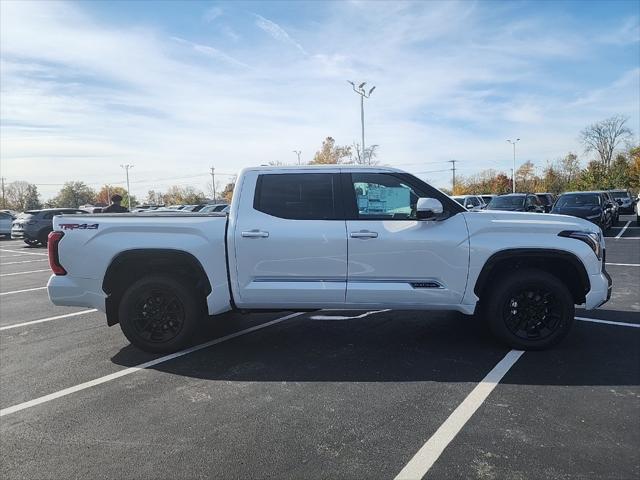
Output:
top-left (486, 269), bottom-right (575, 350)
top-left (118, 275), bottom-right (202, 353)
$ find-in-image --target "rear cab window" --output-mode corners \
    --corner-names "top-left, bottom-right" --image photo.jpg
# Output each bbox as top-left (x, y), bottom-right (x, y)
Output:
top-left (254, 173), bottom-right (341, 220)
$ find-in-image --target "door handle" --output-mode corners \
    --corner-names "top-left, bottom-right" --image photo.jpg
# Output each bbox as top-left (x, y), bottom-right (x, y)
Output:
top-left (241, 230), bottom-right (269, 238)
top-left (350, 230), bottom-right (378, 239)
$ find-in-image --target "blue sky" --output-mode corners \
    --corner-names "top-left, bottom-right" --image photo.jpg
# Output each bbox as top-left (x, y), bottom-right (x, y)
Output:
top-left (1, 0), bottom-right (639, 199)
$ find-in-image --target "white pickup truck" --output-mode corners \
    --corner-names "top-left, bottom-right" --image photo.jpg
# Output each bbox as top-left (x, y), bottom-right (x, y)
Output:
top-left (47, 166), bottom-right (611, 353)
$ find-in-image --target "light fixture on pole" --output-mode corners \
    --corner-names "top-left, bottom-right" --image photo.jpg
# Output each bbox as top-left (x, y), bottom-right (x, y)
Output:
top-left (292, 150), bottom-right (302, 165)
top-left (506, 138), bottom-right (520, 193)
top-left (348, 80), bottom-right (376, 165)
top-left (120, 164), bottom-right (134, 208)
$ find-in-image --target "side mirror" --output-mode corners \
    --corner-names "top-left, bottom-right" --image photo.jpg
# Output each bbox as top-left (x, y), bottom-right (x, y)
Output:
top-left (416, 198), bottom-right (443, 220)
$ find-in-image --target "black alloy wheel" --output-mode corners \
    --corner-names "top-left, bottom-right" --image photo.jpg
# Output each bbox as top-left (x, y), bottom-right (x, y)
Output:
top-left (131, 289), bottom-right (186, 343)
top-left (502, 288), bottom-right (562, 341)
top-left (119, 275), bottom-right (203, 353)
top-left (484, 269), bottom-right (574, 350)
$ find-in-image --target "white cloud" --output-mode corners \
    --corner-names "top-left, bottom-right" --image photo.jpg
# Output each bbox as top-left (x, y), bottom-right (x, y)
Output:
top-left (203, 6), bottom-right (223, 23)
top-left (254, 14), bottom-right (307, 55)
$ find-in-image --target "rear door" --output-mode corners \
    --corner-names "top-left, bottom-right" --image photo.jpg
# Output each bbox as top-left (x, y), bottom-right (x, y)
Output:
top-left (343, 172), bottom-right (469, 307)
top-left (233, 171), bottom-right (347, 308)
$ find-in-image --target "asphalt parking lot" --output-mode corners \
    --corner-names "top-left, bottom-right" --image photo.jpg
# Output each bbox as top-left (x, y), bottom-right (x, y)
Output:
top-left (1, 215), bottom-right (638, 480)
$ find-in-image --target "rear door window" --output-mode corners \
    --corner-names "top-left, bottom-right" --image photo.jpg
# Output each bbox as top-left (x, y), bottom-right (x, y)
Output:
top-left (254, 173), bottom-right (341, 220)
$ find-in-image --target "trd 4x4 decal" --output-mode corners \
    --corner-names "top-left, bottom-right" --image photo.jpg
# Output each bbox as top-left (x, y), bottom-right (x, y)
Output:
top-left (59, 223), bottom-right (99, 230)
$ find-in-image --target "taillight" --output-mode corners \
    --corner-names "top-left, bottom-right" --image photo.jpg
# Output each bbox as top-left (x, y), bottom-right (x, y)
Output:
top-left (48, 231), bottom-right (66, 275)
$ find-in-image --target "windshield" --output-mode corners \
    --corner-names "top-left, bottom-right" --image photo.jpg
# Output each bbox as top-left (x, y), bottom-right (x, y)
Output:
top-left (556, 193), bottom-right (601, 207)
top-left (488, 196), bottom-right (525, 208)
top-left (610, 191), bottom-right (629, 199)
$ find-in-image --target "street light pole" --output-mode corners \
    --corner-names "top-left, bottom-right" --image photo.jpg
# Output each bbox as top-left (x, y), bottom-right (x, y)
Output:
top-left (120, 164), bottom-right (134, 208)
top-left (506, 138), bottom-right (520, 193)
top-left (348, 81), bottom-right (376, 164)
top-left (292, 150), bottom-right (302, 165)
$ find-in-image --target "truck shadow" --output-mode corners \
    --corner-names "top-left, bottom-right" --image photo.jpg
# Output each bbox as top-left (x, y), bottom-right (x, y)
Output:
top-left (111, 310), bottom-right (639, 387)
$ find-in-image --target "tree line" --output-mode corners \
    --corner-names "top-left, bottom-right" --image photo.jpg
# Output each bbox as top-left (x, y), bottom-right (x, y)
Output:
top-left (452, 116), bottom-right (638, 195)
top-left (1, 115), bottom-right (637, 211)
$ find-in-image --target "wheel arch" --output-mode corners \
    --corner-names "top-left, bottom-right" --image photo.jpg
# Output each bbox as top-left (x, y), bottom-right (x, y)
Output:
top-left (102, 249), bottom-right (212, 326)
top-left (474, 248), bottom-right (590, 305)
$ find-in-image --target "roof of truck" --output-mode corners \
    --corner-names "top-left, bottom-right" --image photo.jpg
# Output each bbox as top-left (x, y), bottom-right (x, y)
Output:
top-left (240, 165), bottom-right (405, 174)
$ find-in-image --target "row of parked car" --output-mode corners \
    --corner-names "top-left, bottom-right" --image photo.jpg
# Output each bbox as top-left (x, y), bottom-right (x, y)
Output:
top-left (452, 189), bottom-right (638, 231)
top-left (0, 202), bottom-right (230, 246)
top-left (131, 203), bottom-right (229, 214)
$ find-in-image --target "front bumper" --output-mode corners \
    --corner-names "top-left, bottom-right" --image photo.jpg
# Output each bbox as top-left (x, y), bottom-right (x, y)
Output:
top-left (47, 275), bottom-right (107, 312)
top-left (584, 266), bottom-right (612, 309)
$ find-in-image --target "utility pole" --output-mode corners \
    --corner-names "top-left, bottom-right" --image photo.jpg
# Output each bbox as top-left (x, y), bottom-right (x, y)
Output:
top-left (292, 150), bottom-right (302, 165)
top-left (348, 81), bottom-right (376, 164)
top-left (0, 177), bottom-right (5, 208)
top-left (120, 164), bottom-right (134, 208)
top-left (507, 138), bottom-right (520, 193)
top-left (448, 160), bottom-right (457, 193)
top-left (210, 167), bottom-right (216, 201)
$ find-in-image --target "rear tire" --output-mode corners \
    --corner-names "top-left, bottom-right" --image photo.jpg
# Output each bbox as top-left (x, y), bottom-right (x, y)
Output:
top-left (483, 269), bottom-right (574, 350)
top-left (118, 275), bottom-right (203, 353)
top-left (38, 229), bottom-right (52, 246)
top-left (24, 239), bottom-right (39, 247)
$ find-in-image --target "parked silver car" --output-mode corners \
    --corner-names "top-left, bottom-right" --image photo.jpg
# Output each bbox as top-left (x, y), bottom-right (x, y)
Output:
top-left (11, 208), bottom-right (88, 246)
top-left (0, 211), bottom-right (14, 238)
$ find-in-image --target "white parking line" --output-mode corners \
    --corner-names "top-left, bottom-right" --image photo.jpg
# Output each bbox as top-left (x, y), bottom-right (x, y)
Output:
top-left (0, 248), bottom-right (47, 256)
top-left (395, 350), bottom-right (524, 480)
top-left (605, 263), bottom-right (639, 267)
top-left (0, 311), bottom-right (304, 417)
top-left (394, 315), bottom-right (637, 479)
top-left (0, 309), bottom-right (98, 331)
top-left (0, 286), bottom-right (48, 296)
top-left (1, 258), bottom-right (48, 265)
top-left (0, 269), bottom-right (50, 277)
top-left (615, 221), bottom-right (631, 239)
top-left (576, 316), bottom-right (640, 328)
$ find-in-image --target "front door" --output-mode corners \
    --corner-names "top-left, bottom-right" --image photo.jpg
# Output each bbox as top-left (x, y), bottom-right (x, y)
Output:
top-left (344, 172), bottom-right (469, 307)
top-left (233, 171), bottom-right (347, 308)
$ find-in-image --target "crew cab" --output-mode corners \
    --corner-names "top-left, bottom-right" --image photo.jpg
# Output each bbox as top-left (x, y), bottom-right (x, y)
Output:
top-left (47, 166), bottom-right (612, 353)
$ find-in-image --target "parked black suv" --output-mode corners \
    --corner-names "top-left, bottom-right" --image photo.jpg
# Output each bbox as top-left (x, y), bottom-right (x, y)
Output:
top-left (551, 191), bottom-right (613, 231)
top-left (486, 193), bottom-right (544, 212)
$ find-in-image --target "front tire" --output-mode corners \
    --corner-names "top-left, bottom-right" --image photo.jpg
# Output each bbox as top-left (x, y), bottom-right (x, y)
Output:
top-left (484, 269), bottom-right (574, 350)
top-left (118, 275), bottom-right (203, 353)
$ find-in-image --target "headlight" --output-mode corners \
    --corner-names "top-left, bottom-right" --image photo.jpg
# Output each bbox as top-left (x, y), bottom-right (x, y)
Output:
top-left (558, 230), bottom-right (602, 260)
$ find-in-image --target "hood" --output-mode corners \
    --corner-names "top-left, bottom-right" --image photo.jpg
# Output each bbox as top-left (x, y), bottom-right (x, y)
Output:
top-left (465, 210), bottom-right (601, 237)
top-left (551, 206), bottom-right (601, 218)
top-left (486, 205), bottom-right (525, 212)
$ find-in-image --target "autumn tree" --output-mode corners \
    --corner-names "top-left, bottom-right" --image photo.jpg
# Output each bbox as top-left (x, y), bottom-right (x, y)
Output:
top-left (310, 137), bottom-right (352, 164)
top-left (96, 185), bottom-right (130, 205)
top-left (51, 182), bottom-right (96, 208)
top-left (580, 115), bottom-right (632, 170)
top-left (220, 176), bottom-right (237, 203)
top-left (515, 160), bottom-right (536, 192)
top-left (163, 185), bottom-right (206, 205)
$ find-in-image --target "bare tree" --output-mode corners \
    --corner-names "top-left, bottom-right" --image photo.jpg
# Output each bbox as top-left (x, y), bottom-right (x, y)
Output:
top-left (580, 115), bottom-right (632, 169)
top-left (348, 143), bottom-right (379, 165)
